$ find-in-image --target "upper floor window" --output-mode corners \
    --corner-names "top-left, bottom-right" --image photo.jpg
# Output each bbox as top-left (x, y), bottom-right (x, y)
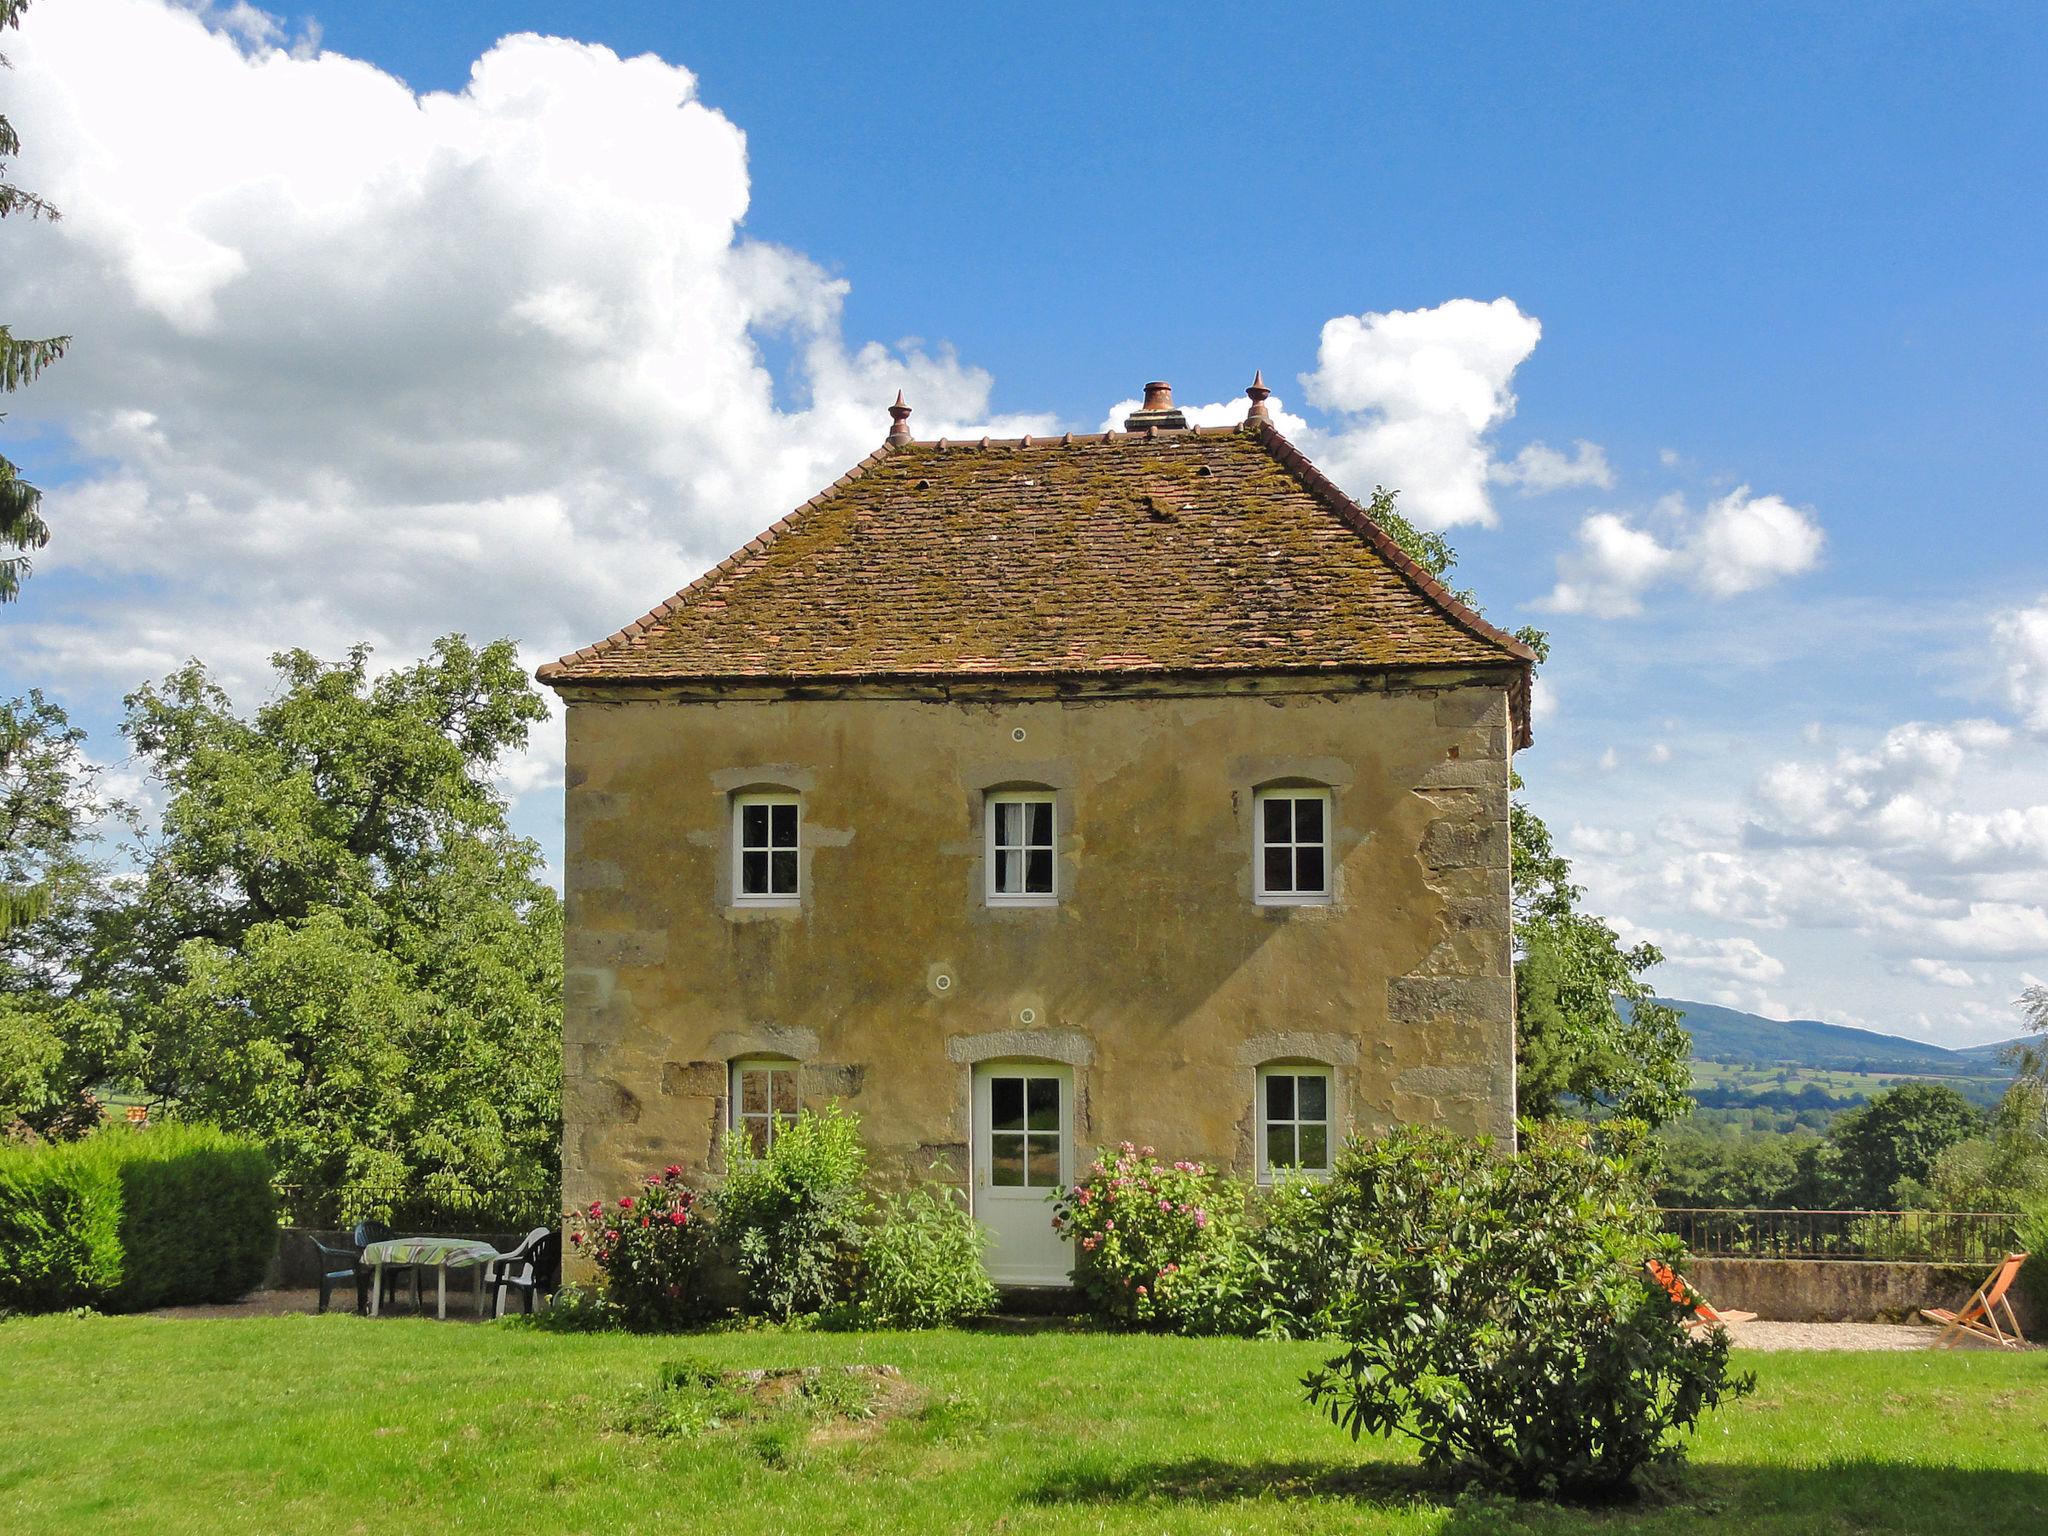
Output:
top-left (731, 1057), bottom-right (800, 1155)
top-left (1255, 787), bottom-right (1330, 904)
top-left (1257, 1065), bottom-right (1332, 1180)
top-left (733, 792), bottom-right (800, 905)
top-left (986, 790), bottom-right (1056, 906)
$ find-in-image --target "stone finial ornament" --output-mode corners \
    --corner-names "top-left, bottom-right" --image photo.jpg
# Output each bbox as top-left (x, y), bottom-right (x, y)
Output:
top-left (1245, 370), bottom-right (1272, 422)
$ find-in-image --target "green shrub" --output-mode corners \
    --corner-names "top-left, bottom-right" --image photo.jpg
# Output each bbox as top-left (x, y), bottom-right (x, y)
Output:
top-left (1051, 1143), bottom-right (1241, 1330)
top-left (848, 1186), bottom-right (997, 1329)
top-left (566, 1165), bottom-right (719, 1330)
top-left (717, 1106), bottom-right (868, 1321)
top-left (1225, 1174), bottom-right (1346, 1339)
top-left (1302, 1122), bottom-right (1754, 1499)
top-left (0, 1123), bottom-right (275, 1312)
top-left (0, 1138), bottom-right (123, 1311)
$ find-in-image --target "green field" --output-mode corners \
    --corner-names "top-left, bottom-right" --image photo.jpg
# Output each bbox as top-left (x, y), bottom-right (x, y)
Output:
top-left (1689, 1059), bottom-right (2009, 1111)
top-left (2, 1313), bottom-right (2045, 1534)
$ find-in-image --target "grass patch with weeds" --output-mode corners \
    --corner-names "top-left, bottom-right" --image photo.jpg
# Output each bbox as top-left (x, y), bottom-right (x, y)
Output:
top-left (0, 1312), bottom-right (2043, 1532)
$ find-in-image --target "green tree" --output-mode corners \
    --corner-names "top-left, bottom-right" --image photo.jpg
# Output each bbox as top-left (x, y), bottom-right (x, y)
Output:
top-left (1366, 488), bottom-right (1691, 1127)
top-left (1824, 1082), bottom-right (1982, 1208)
top-left (0, 692), bottom-right (123, 1132)
top-left (2010, 982), bottom-right (2048, 1086)
top-left (1, 0), bottom-right (71, 601)
top-left (90, 636), bottom-right (563, 1223)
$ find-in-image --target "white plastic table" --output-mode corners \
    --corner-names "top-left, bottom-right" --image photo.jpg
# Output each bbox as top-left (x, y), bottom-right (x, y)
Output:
top-left (360, 1237), bottom-right (499, 1319)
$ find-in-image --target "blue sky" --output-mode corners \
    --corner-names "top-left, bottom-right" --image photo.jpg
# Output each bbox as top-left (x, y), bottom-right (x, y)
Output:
top-left (3, 1), bottom-right (2044, 1044)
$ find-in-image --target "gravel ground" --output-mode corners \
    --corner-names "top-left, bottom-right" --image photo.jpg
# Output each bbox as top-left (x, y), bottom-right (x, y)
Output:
top-left (1723, 1319), bottom-right (2025, 1351)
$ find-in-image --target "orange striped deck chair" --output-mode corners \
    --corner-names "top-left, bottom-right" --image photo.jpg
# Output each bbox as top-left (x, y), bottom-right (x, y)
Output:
top-left (1648, 1258), bottom-right (1758, 1330)
top-left (1920, 1252), bottom-right (2029, 1350)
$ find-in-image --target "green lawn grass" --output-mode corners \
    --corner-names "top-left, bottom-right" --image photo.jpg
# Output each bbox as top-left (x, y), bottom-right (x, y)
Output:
top-left (2, 1313), bottom-right (2044, 1534)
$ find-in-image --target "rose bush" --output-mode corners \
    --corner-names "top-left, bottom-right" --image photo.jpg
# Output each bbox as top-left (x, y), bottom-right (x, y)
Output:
top-left (564, 1164), bottom-right (719, 1330)
top-left (1050, 1142), bottom-right (1240, 1329)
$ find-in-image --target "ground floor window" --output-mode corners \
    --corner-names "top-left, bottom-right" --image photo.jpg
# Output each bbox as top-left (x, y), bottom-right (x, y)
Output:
top-left (731, 1058), bottom-right (800, 1155)
top-left (1257, 1065), bottom-right (1332, 1178)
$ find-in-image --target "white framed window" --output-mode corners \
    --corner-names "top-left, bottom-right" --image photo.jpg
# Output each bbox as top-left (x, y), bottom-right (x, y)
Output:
top-left (732, 792), bottom-right (800, 905)
top-left (985, 790), bottom-right (1056, 906)
top-left (730, 1058), bottom-right (801, 1156)
top-left (1257, 1065), bottom-right (1333, 1180)
top-left (1254, 787), bottom-right (1331, 904)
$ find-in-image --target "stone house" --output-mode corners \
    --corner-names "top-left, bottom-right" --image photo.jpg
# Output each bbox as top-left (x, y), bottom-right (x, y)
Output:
top-left (538, 378), bottom-right (1534, 1285)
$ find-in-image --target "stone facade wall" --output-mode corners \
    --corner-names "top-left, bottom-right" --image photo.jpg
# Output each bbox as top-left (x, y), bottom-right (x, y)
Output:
top-left (556, 672), bottom-right (1518, 1264)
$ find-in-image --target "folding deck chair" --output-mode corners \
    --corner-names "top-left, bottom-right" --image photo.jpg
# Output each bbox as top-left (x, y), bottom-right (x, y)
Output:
top-left (1648, 1258), bottom-right (1758, 1330)
top-left (1920, 1252), bottom-right (2029, 1350)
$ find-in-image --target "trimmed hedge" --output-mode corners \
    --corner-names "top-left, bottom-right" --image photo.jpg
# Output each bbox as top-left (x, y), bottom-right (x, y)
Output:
top-left (0, 1124), bottom-right (276, 1312)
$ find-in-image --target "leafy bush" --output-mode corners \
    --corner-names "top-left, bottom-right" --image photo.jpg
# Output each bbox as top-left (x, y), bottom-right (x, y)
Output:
top-left (0, 1123), bottom-right (275, 1312)
top-left (1227, 1174), bottom-right (1346, 1339)
top-left (1051, 1143), bottom-right (1239, 1330)
top-left (717, 1107), bottom-right (868, 1321)
top-left (565, 1165), bottom-right (718, 1330)
top-left (1302, 1123), bottom-right (1754, 1499)
top-left (848, 1185), bottom-right (997, 1329)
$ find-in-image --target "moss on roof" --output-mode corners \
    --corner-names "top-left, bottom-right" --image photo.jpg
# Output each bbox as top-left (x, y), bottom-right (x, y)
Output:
top-left (540, 423), bottom-right (1534, 733)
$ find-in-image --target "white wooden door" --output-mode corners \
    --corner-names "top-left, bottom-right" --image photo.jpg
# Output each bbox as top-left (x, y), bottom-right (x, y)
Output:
top-left (972, 1063), bottom-right (1073, 1285)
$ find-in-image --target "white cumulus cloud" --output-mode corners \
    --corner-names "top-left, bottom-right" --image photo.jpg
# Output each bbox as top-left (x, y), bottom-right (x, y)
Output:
top-left (1297, 297), bottom-right (1544, 530)
top-left (1490, 439), bottom-right (1615, 494)
top-left (1995, 595), bottom-right (2048, 733)
top-left (1539, 487), bottom-right (1824, 616)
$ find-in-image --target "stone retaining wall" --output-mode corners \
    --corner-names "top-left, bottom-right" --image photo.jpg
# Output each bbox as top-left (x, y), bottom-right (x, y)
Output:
top-left (1689, 1256), bottom-right (2039, 1331)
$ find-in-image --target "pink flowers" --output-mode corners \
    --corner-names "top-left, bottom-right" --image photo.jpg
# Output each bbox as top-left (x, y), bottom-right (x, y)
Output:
top-left (618, 1195), bottom-right (635, 1210)
top-left (668, 1208), bottom-right (688, 1227)
top-left (1158, 1199), bottom-right (1172, 1211)
top-left (664, 1163), bottom-right (683, 1178)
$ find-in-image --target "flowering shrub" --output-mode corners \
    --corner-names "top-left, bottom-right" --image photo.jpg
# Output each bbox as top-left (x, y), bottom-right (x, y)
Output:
top-left (1051, 1143), bottom-right (1241, 1329)
top-left (565, 1164), bottom-right (719, 1330)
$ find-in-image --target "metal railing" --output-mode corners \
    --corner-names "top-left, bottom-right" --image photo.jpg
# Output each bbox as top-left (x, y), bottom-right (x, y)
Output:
top-left (1662, 1207), bottom-right (2020, 1266)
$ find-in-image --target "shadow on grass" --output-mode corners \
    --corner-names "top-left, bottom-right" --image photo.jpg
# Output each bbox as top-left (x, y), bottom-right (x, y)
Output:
top-left (1026, 1455), bottom-right (2048, 1531)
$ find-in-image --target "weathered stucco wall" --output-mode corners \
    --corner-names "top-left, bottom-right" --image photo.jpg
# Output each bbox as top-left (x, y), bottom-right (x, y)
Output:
top-left (557, 672), bottom-right (1517, 1228)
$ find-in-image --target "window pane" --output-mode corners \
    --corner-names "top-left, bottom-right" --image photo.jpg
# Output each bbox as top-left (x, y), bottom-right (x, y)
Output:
top-left (1026, 1134), bottom-right (1061, 1187)
top-left (991, 1077), bottom-right (1024, 1132)
top-left (743, 803), bottom-right (770, 846)
top-left (995, 800), bottom-right (1020, 846)
top-left (770, 849), bottom-right (799, 894)
top-left (1026, 1077), bottom-right (1059, 1131)
top-left (1298, 1074), bottom-right (1328, 1122)
top-left (991, 1132), bottom-right (1025, 1186)
top-left (770, 1070), bottom-right (798, 1116)
top-left (1263, 796), bottom-right (1291, 842)
top-left (740, 1069), bottom-right (768, 1115)
top-left (1294, 795), bottom-right (1324, 844)
top-left (771, 802), bottom-right (798, 847)
top-left (1264, 846), bottom-right (1293, 893)
top-left (1026, 848), bottom-right (1054, 893)
top-left (1026, 800), bottom-right (1053, 846)
top-left (995, 847), bottom-right (1019, 894)
top-left (1265, 1073), bottom-right (1295, 1121)
top-left (1294, 846), bottom-right (1325, 894)
top-left (1299, 1124), bottom-right (1329, 1170)
top-left (1266, 1123), bottom-right (1295, 1170)
top-left (741, 850), bottom-right (770, 895)
top-left (743, 1116), bottom-right (771, 1157)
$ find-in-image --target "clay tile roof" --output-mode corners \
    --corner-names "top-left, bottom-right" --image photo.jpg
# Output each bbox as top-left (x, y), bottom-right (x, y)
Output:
top-left (539, 422), bottom-right (1537, 745)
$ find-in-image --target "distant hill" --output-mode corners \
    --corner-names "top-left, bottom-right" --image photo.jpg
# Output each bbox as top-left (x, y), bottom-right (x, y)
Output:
top-left (1645, 997), bottom-right (2021, 1078)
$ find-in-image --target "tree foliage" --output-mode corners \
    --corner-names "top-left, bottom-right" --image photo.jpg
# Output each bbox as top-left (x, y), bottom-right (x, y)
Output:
top-left (1366, 488), bottom-right (1691, 1127)
top-left (1, 693), bottom-right (122, 1135)
top-left (62, 636), bottom-right (564, 1224)
top-left (1824, 1082), bottom-right (1982, 1209)
top-left (1, 0), bottom-right (71, 601)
